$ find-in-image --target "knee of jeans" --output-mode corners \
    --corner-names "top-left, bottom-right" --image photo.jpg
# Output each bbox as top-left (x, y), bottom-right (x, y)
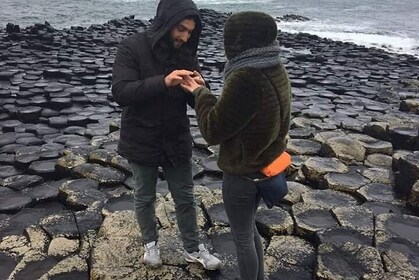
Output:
top-left (234, 238), bottom-right (255, 253)
top-left (173, 199), bottom-right (195, 211)
top-left (171, 189), bottom-right (194, 204)
top-left (133, 195), bottom-right (156, 206)
top-left (233, 230), bottom-right (255, 244)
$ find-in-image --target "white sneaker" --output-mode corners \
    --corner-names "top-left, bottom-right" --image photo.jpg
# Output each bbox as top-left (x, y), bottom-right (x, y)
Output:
top-left (143, 241), bottom-right (162, 268)
top-left (184, 244), bottom-right (222, 270)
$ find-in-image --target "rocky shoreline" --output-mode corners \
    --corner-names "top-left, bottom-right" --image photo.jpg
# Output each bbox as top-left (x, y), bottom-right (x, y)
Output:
top-left (0, 9), bottom-right (418, 280)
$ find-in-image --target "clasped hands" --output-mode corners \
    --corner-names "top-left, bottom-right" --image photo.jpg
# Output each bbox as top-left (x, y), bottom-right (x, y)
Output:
top-left (164, 69), bottom-right (204, 93)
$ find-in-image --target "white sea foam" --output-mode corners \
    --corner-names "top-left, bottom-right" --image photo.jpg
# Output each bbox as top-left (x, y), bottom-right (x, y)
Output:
top-left (195, 0), bottom-right (273, 4)
top-left (278, 20), bottom-right (419, 57)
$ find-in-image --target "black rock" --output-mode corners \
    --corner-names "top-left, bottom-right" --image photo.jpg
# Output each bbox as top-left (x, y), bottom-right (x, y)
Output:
top-left (23, 181), bottom-right (60, 202)
top-left (0, 174), bottom-right (43, 191)
top-left (0, 187), bottom-right (32, 213)
top-left (0, 208), bottom-right (48, 238)
top-left (0, 251), bottom-right (19, 280)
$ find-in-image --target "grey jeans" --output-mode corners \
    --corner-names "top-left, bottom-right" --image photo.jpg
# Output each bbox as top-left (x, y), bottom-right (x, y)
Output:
top-left (130, 160), bottom-right (199, 253)
top-left (223, 173), bottom-right (264, 280)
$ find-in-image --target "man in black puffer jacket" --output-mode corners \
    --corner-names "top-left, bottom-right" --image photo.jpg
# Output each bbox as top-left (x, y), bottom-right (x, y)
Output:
top-left (112, 0), bottom-right (221, 270)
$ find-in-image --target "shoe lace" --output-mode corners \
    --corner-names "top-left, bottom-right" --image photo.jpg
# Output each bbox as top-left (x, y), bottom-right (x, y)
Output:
top-left (145, 243), bottom-right (159, 256)
top-left (199, 246), bottom-right (215, 261)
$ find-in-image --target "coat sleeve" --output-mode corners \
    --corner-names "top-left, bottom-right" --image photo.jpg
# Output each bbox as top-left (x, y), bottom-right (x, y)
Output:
top-left (193, 68), bottom-right (262, 145)
top-left (185, 56), bottom-right (208, 109)
top-left (111, 38), bottom-right (167, 107)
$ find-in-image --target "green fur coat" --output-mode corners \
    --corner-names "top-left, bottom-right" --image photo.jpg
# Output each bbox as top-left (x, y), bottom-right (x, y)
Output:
top-left (193, 63), bottom-right (291, 175)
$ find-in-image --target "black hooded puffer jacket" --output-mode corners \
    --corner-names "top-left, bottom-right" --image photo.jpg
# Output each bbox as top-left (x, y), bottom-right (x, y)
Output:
top-left (112, 0), bottom-right (202, 166)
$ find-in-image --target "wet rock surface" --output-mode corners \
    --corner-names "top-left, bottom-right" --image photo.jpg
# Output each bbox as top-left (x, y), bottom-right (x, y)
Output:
top-left (0, 9), bottom-right (418, 280)
top-left (316, 242), bottom-right (384, 279)
top-left (265, 236), bottom-right (316, 279)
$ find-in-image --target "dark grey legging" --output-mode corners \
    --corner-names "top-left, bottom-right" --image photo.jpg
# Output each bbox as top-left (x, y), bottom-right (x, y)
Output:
top-left (222, 173), bottom-right (264, 280)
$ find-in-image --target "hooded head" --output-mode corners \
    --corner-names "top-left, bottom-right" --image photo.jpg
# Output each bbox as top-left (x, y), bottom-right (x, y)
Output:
top-left (148, 0), bottom-right (202, 56)
top-left (223, 11), bottom-right (278, 60)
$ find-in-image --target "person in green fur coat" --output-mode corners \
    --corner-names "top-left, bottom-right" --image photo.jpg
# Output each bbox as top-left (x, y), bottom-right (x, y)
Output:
top-left (181, 11), bottom-right (291, 280)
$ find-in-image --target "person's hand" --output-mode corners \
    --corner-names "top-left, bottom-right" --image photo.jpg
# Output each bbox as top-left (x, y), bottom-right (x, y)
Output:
top-left (164, 70), bottom-right (194, 87)
top-left (180, 75), bottom-right (203, 93)
top-left (191, 70), bottom-right (205, 86)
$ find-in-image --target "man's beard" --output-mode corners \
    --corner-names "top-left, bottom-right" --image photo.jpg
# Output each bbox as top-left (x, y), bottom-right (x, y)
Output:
top-left (172, 39), bottom-right (184, 49)
top-left (174, 42), bottom-right (183, 48)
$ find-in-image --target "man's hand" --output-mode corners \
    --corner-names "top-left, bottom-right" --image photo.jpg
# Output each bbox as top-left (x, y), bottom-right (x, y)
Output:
top-left (180, 75), bottom-right (203, 93)
top-left (191, 70), bottom-right (205, 86)
top-left (164, 70), bottom-right (194, 87)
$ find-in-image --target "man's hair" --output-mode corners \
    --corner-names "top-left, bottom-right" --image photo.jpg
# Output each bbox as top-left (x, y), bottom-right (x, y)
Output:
top-left (183, 15), bottom-right (197, 23)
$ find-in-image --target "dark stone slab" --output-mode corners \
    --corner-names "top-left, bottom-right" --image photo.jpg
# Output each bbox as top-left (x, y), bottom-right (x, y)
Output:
top-left (0, 132), bottom-right (17, 147)
top-left (332, 206), bottom-right (374, 236)
top-left (0, 153), bottom-right (14, 164)
top-left (288, 127), bottom-right (316, 139)
top-left (23, 181), bottom-right (60, 202)
top-left (389, 127), bottom-right (419, 151)
top-left (110, 155), bottom-right (131, 174)
top-left (103, 195), bottom-right (133, 214)
top-left (255, 206), bottom-right (293, 238)
top-left (155, 180), bottom-right (170, 196)
top-left (357, 183), bottom-right (397, 203)
top-left (208, 228), bottom-right (239, 280)
top-left (266, 236), bottom-right (316, 280)
top-left (0, 251), bottom-right (19, 280)
top-left (0, 208), bottom-right (49, 239)
top-left (48, 116), bottom-right (68, 128)
top-left (12, 146), bottom-right (41, 158)
top-left (14, 154), bottom-right (41, 169)
top-left (301, 156), bottom-right (348, 187)
top-left (65, 188), bottom-right (107, 210)
top-left (75, 210), bottom-right (103, 235)
top-left (28, 159), bottom-right (58, 179)
top-left (315, 227), bottom-right (373, 247)
top-left (40, 210), bottom-right (78, 238)
top-left (376, 214), bottom-right (419, 246)
top-left (292, 203), bottom-right (339, 238)
top-left (0, 187), bottom-right (32, 214)
top-left (57, 136), bottom-right (91, 148)
top-left (201, 180), bottom-right (222, 191)
top-left (89, 149), bottom-right (118, 165)
top-left (362, 201), bottom-right (404, 216)
top-left (316, 242), bottom-right (384, 279)
top-left (206, 203), bottom-right (229, 227)
top-left (50, 97), bottom-right (73, 109)
top-left (0, 174), bottom-right (43, 191)
top-left (395, 152), bottom-right (419, 196)
top-left (72, 163), bottom-right (126, 185)
top-left (201, 157), bottom-right (222, 176)
top-left (13, 255), bottom-right (59, 280)
top-left (67, 115), bottom-right (90, 127)
top-left (287, 139), bottom-right (322, 155)
top-left (0, 165), bottom-right (22, 179)
top-left (56, 154), bottom-right (87, 176)
top-left (191, 161), bottom-right (206, 180)
top-left (381, 249), bottom-right (419, 279)
top-left (324, 172), bottom-right (370, 193)
top-left (301, 189), bottom-right (358, 209)
top-left (1, 119), bottom-right (23, 132)
top-left (59, 178), bottom-right (100, 194)
top-left (61, 145), bottom-right (95, 157)
top-left (17, 106), bottom-right (42, 123)
top-left (16, 136), bottom-right (44, 146)
top-left (30, 125), bottom-right (60, 137)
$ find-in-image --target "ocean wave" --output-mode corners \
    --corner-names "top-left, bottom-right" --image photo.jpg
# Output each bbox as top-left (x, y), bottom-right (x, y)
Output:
top-left (195, 0), bottom-right (273, 5)
top-left (279, 20), bottom-right (419, 57)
